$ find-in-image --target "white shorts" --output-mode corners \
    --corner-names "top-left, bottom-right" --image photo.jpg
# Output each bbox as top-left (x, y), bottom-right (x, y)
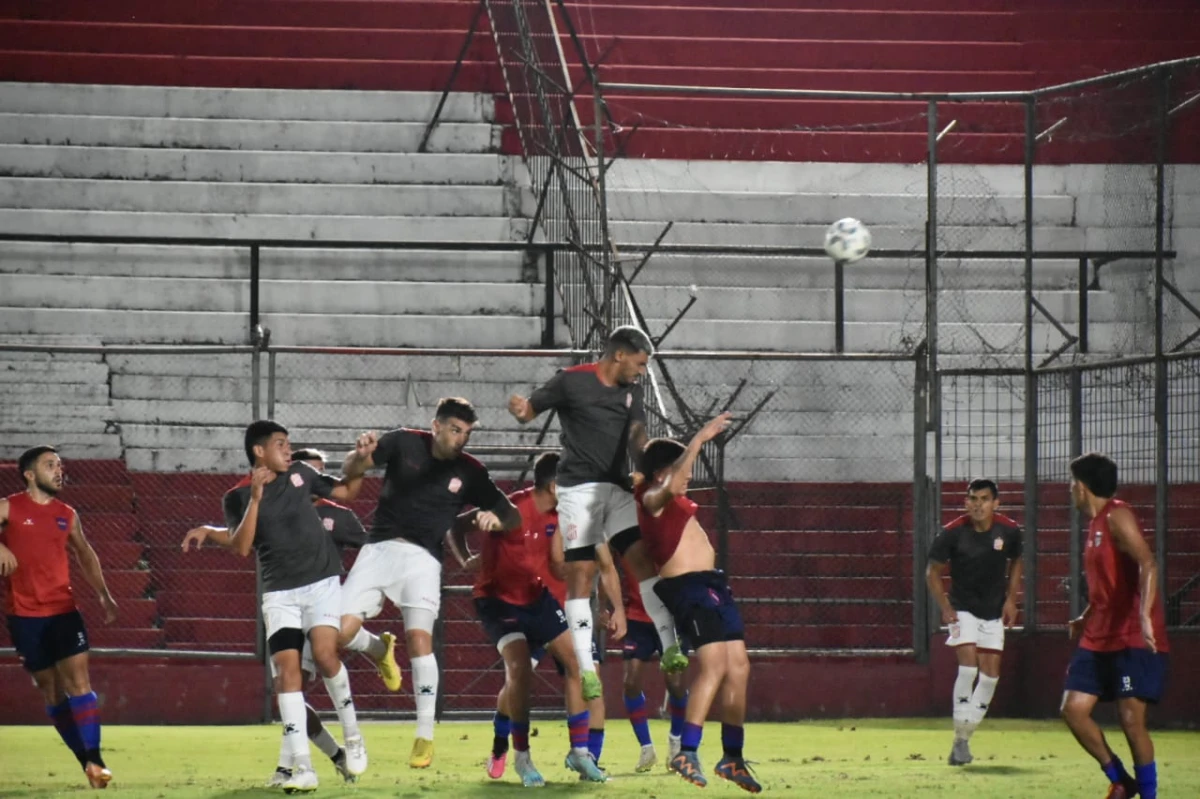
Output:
top-left (261, 575), bottom-right (342, 639)
top-left (341, 538), bottom-right (442, 619)
top-left (556, 482), bottom-right (638, 552)
top-left (946, 610), bottom-right (1005, 652)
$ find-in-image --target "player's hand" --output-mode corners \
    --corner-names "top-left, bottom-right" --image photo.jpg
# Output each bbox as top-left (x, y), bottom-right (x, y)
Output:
top-left (0, 544), bottom-right (16, 576)
top-left (476, 510), bottom-right (504, 532)
top-left (99, 593), bottom-right (118, 624)
top-left (181, 527), bottom-right (210, 552)
top-left (461, 554), bottom-right (481, 572)
top-left (355, 430), bottom-right (379, 459)
top-left (940, 606), bottom-right (958, 626)
top-left (1140, 613), bottom-right (1157, 653)
top-left (1067, 615), bottom-right (1086, 641)
top-left (507, 394), bottom-right (532, 422)
top-left (597, 607), bottom-right (612, 629)
top-left (1002, 600), bottom-right (1020, 628)
top-left (695, 412), bottom-right (733, 444)
top-left (607, 607), bottom-right (627, 642)
top-left (249, 465), bottom-right (272, 501)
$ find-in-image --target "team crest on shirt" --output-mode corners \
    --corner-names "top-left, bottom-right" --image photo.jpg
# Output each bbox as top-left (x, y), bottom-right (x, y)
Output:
top-left (323, 517), bottom-right (335, 531)
top-left (993, 537), bottom-right (1004, 551)
top-left (448, 477), bottom-right (462, 494)
top-left (625, 392), bottom-right (632, 408)
top-left (545, 523), bottom-right (556, 537)
top-left (55, 517), bottom-right (69, 531)
top-left (1094, 530), bottom-right (1103, 548)
top-left (290, 473), bottom-right (304, 487)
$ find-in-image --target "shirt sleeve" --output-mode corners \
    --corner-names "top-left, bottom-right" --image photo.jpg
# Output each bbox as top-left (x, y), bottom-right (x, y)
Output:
top-left (222, 490), bottom-right (245, 531)
top-left (371, 429), bottom-right (405, 469)
top-left (927, 527), bottom-right (955, 564)
top-left (329, 507), bottom-right (367, 549)
top-left (295, 462), bottom-right (335, 499)
top-left (629, 383), bottom-right (646, 424)
top-left (529, 370), bottom-right (568, 414)
top-left (466, 465), bottom-right (508, 515)
top-left (1007, 525), bottom-right (1024, 560)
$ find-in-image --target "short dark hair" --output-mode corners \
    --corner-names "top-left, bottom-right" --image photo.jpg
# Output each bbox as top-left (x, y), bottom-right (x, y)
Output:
top-left (436, 397), bottom-right (478, 425)
top-left (291, 448), bottom-right (326, 465)
top-left (244, 420), bottom-right (288, 466)
top-left (533, 452), bottom-right (560, 490)
top-left (604, 325), bottom-right (654, 358)
top-left (1070, 452), bottom-right (1118, 499)
top-left (640, 437), bottom-right (685, 480)
top-left (967, 478), bottom-right (998, 499)
top-left (18, 446), bottom-right (57, 478)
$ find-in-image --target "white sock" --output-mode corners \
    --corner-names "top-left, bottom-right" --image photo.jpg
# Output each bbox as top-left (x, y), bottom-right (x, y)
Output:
top-left (564, 598), bottom-right (596, 674)
top-left (277, 739), bottom-right (292, 770)
top-left (952, 666), bottom-right (979, 740)
top-left (347, 627), bottom-right (387, 661)
top-left (322, 663), bottom-right (360, 740)
top-left (411, 654), bottom-right (439, 740)
top-left (278, 691), bottom-right (312, 768)
top-left (963, 673), bottom-right (1000, 740)
top-left (638, 577), bottom-right (679, 651)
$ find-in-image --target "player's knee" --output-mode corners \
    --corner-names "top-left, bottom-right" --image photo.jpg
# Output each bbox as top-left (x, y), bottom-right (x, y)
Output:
top-left (337, 614), bottom-right (362, 647)
top-left (623, 675), bottom-right (641, 697)
top-left (406, 629), bottom-right (434, 657)
top-left (1117, 704), bottom-right (1143, 733)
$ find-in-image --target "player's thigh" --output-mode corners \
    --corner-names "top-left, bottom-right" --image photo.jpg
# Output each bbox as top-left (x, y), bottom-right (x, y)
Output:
top-left (8, 614), bottom-right (59, 675)
top-left (522, 591), bottom-right (570, 655)
top-left (545, 630), bottom-right (581, 676)
top-left (53, 650), bottom-right (92, 695)
top-left (602, 485), bottom-right (640, 544)
top-left (476, 597), bottom-right (526, 656)
top-left (1063, 648), bottom-right (1109, 711)
top-left (556, 483), bottom-right (608, 552)
top-left (299, 576), bottom-right (342, 664)
top-left (946, 610), bottom-right (983, 656)
top-left (388, 541), bottom-right (443, 622)
top-left (1115, 695), bottom-right (1148, 733)
top-left (339, 542), bottom-right (390, 619)
top-left (1114, 648), bottom-right (1169, 704)
top-left (500, 636), bottom-right (534, 686)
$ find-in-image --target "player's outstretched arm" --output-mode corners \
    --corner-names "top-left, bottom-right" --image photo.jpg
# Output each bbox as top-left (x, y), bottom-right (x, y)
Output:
top-left (181, 525), bottom-right (233, 551)
top-left (66, 514), bottom-right (118, 624)
top-left (340, 430), bottom-right (379, 480)
top-left (228, 466), bottom-right (271, 557)
top-left (448, 510), bottom-right (480, 568)
top-left (0, 499), bottom-right (15, 577)
top-left (1108, 505), bottom-right (1160, 652)
top-left (642, 412), bottom-right (732, 515)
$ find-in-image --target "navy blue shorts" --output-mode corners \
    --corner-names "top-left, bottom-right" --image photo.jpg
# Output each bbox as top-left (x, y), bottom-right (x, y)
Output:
top-left (654, 570), bottom-right (744, 649)
top-left (475, 589), bottom-right (569, 654)
top-left (1064, 647), bottom-right (1169, 704)
top-left (623, 619), bottom-right (662, 661)
top-left (7, 610), bottom-right (90, 673)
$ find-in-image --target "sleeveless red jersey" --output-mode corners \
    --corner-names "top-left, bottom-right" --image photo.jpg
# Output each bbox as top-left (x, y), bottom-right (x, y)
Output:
top-left (473, 488), bottom-right (559, 607)
top-left (619, 554), bottom-right (652, 623)
top-left (634, 483), bottom-right (698, 570)
top-left (2, 492), bottom-right (77, 617)
top-left (1080, 498), bottom-right (1169, 653)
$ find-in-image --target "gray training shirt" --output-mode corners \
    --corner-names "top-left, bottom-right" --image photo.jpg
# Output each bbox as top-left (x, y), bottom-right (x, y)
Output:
top-left (222, 462), bottom-right (343, 592)
top-left (529, 363), bottom-right (646, 488)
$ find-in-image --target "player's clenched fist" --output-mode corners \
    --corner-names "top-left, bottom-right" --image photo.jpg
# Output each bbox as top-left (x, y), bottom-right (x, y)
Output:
top-left (0, 544), bottom-right (17, 576)
top-left (508, 394), bottom-right (534, 423)
top-left (355, 430), bottom-right (379, 458)
top-left (249, 465), bottom-right (273, 501)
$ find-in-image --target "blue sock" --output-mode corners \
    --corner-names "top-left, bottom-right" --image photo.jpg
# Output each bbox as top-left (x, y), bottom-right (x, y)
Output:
top-left (47, 700), bottom-right (85, 767)
top-left (1101, 755), bottom-right (1132, 785)
top-left (669, 692), bottom-right (689, 738)
top-left (492, 711), bottom-right (511, 756)
top-left (624, 693), bottom-right (652, 746)
top-left (681, 721), bottom-right (704, 752)
top-left (588, 728), bottom-right (605, 763)
top-left (67, 691), bottom-right (103, 766)
top-left (512, 720), bottom-right (530, 753)
top-left (1134, 762), bottom-right (1157, 799)
top-left (721, 723), bottom-right (745, 759)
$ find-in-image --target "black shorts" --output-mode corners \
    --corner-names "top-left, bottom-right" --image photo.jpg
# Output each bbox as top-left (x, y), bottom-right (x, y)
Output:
top-left (623, 619), bottom-right (663, 661)
top-left (7, 610), bottom-right (90, 673)
top-left (475, 589), bottom-right (569, 654)
top-left (654, 570), bottom-right (744, 649)
top-left (1064, 647), bottom-right (1169, 704)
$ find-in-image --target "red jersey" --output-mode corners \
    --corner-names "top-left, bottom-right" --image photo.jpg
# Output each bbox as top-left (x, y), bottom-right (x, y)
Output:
top-left (537, 528), bottom-right (567, 607)
top-left (1080, 499), bottom-right (1169, 653)
top-left (619, 554), bottom-right (652, 623)
top-left (634, 483), bottom-right (698, 570)
top-left (473, 488), bottom-right (559, 607)
top-left (2, 492), bottom-right (77, 617)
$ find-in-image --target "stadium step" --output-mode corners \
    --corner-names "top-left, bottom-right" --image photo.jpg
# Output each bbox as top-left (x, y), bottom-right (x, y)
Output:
top-left (727, 553), bottom-right (912, 579)
top-left (75, 596), bottom-right (157, 628)
top-left (147, 548), bottom-right (251, 573)
top-left (163, 617), bottom-right (256, 645)
top-left (156, 590), bottom-right (256, 620)
top-left (728, 576), bottom-right (910, 601)
top-left (78, 512), bottom-right (137, 541)
top-left (97, 569), bottom-right (151, 598)
top-left (86, 627), bottom-right (164, 649)
top-left (750, 624), bottom-right (912, 649)
top-left (740, 601), bottom-right (911, 626)
top-left (89, 540), bottom-right (146, 570)
top-left (58, 485), bottom-right (135, 513)
top-left (151, 569), bottom-right (256, 595)
top-left (721, 531), bottom-right (909, 556)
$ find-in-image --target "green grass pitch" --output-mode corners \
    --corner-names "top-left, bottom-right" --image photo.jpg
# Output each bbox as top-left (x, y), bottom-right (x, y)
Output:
top-left (2, 718), bottom-right (1198, 797)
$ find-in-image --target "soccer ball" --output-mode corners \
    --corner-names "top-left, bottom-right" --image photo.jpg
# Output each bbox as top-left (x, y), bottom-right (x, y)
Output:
top-left (823, 218), bottom-right (872, 263)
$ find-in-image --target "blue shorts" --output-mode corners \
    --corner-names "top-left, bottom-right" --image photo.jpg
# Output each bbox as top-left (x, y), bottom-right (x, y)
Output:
top-left (475, 589), bottom-right (568, 654)
top-left (623, 619), bottom-right (662, 661)
top-left (7, 610), bottom-right (90, 673)
top-left (532, 638), bottom-right (602, 677)
top-left (1064, 647), bottom-right (1169, 704)
top-left (653, 570), bottom-right (744, 649)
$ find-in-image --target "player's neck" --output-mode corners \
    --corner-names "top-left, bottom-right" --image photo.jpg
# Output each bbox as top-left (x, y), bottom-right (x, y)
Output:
top-left (532, 488), bottom-right (555, 514)
top-left (25, 486), bottom-right (56, 505)
top-left (1083, 495), bottom-right (1112, 519)
top-left (971, 518), bottom-right (992, 533)
top-left (594, 359), bottom-right (620, 386)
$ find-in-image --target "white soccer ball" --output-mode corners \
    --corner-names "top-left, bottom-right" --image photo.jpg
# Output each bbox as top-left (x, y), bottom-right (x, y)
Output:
top-left (823, 218), bottom-right (872, 263)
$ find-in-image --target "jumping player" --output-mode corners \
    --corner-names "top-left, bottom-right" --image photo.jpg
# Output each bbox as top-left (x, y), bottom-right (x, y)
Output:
top-left (338, 397), bottom-right (521, 768)
top-left (1, 446), bottom-right (119, 790)
top-left (926, 478), bottom-right (1023, 766)
top-left (635, 413), bottom-right (762, 794)
top-left (509, 326), bottom-right (686, 705)
top-left (222, 422), bottom-right (369, 792)
top-left (1062, 453), bottom-right (1169, 799)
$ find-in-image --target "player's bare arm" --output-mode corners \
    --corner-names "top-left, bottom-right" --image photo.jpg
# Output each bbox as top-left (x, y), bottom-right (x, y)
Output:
top-left (1003, 557), bottom-right (1023, 627)
top-left (449, 511), bottom-right (480, 568)
top-left (329, 474), bottom-right (364, 503)
top-left (1067, 603), bottom-right (1092, 640)
top-left (229, 465), bottom-right (272, 557)
top-left (594, 542), bottom-right (627, 640)
top-left (628, 420), bottom-right (648, 458)
top-left (507, 394), bottom-right (537, 423)
top-left (0, 498), bottom-right (15, 577)
top-left (549, 521), bottom-right (567, 581)
top-left (181, 525), bottom-right (233, 551)
top-left (66, 513), bottom-right (118, 624)
top-left (925, 560), bottom-right (958, 625)
top-left (1107, 505), bottom-right (1159, 652)
top-left (642, 412), bottom-right (732, 516)
top-left (490, 495), bottom-right (523, 532)
top-left (340, 430), bottom-right (379, 479)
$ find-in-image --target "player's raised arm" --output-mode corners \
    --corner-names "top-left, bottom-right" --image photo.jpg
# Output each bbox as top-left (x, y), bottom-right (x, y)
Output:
top-left (228, 465), bottom-right (271, 557)
top-left (0, 498), bottom-right (16, 577)
top-left (181, 525), bottom-right (233, 551)
top-left (510, 370), bottom-right (568, 424)
top-left (1107, 504), bottom-right (1160, 652)
top-left (66, 513), bottom-right (118, 624)
top-left (641, 412), bottom-right (732, 515)
top-left (341, 430), bottom-right (380, 480)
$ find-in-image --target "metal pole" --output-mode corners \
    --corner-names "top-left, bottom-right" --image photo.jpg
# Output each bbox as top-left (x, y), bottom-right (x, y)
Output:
top-left (267, 350), bottom-right (277, 419)
top-left (1078, 257), bottom-right (1090, 353)
top-left (912, 347), bottom-right (931, 662)
top-left (249, 244), bottom-right (260, 345)
top-left (1153, 67), bottom-right (1170, 587)
top-left (543, 249), bottom-right (557, 346)
top-left (926, 101), bottom-right (941, 534)
top-left (1069, 369), bottom-right (1084, 619)
top-left (593, 73), bottom-right (613, 333)
top-left (251, 350), bottom-right (261, 421)
top-left (1022, 96), bottom-right (1039, 632)
top-left (834, 259), bottom-right (846, 353)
